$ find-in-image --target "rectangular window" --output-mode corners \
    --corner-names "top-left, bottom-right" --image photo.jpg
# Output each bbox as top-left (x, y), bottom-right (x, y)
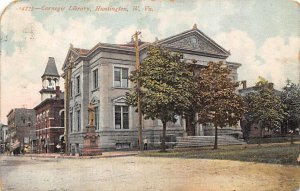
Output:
top-left (60, 111), bottom-right (65, 127)
top-left (123, 106), bottom-right (129, 129)
top-left (115, 105), bottom-right (129, 129)
top-left (95, 107), bottom-right (99, 130)
top-left (70, 112), bottom-right (73, 132)
top-left (93, 69), bottom-right (98, 89)
top-left (76, 76), bottom-right (80, 94)
top-left (114, 67), bottom-right (128, 88)
top-left (77, 110), bottom-right (81, 131)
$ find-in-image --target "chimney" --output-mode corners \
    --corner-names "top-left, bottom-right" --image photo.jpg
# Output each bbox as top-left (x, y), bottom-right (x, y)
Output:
top-left (55, 86), bottom-right (60, 99)
top-left (268, 83), bottom-right (274, 89)
top-left (242, 81), bottom-right (247, 89)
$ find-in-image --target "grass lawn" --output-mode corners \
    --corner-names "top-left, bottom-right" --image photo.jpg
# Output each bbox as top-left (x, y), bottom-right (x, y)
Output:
top-left (140, 142), bottom-right (300, 165)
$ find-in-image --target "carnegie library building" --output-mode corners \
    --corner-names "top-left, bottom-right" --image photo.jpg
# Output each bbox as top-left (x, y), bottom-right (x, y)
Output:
top-left (62, 25), bottom-right (241, 152)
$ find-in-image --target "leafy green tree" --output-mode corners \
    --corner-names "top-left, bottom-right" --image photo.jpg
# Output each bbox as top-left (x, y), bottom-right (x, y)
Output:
top-left (282, 79), bottom-right (300, 144)
top-left (126, 46), bottom-right (194, 151)
top-left (196, 62), bottom-right (245, 149)
top-left (240, 95), bottom-right (254, 142)
top-left (245, 77), bottom-right (286, 142)
top-left (180, 60), bottom-right (198, 136)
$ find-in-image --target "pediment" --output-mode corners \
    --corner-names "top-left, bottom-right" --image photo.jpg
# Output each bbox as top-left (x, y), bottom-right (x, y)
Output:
top-left (157, 30), bottom-right (230, 57)
top-left (90, 97), bottom-right (100, 105)
top-left (74, 101), bottom-right (81, 109)
top-left (62, 46), bottom-right (82, 70)
top-left (112, 96), bottom-right (127, 104)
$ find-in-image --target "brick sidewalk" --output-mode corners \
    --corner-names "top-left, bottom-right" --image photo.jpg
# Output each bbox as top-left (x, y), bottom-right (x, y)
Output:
top-left (16, 150), bottom-right (139, 159)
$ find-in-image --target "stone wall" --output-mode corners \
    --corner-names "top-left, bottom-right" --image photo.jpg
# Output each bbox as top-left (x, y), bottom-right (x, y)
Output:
top-left (69, 128), bottom-right (184, 152)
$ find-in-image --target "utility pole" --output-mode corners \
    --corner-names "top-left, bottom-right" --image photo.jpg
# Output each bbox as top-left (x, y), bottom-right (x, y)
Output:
top-left (133, 31), bottom-right (143, 151)
top-left (64, 54), bottom-right (74, 155)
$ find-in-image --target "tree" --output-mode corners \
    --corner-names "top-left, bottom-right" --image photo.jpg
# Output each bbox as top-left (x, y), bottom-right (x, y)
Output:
top-left (126, 46), bottom-right (194, 151)
top-left (240, 95), bottom-right (254, 142)
top-left (180, 60), bottom-right (198, 136)
top-left (196, 62), bottom-right (245, 149)
top-left (245, 77), bottom-right (285, 143)
top-left (282, 79), bottom-right (300, 144)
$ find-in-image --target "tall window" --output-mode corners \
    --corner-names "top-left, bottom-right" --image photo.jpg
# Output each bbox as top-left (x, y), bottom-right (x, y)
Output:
top-left (115, 105), bottom-right (129, 129)
top-left (93, 69), bottom-right (98, 89)
top-left (60, 111), bottom-right (65, 127)
top-left (95, 106), bottom-right (99, 130)
top-left (114, 67), bottom-right (128, 88)
top-left (70, 112), bottom-right (73, 132)
top-left (76, 110), bottom-right (81, 131)
top-left (76, 76), bottom-right (80, 94)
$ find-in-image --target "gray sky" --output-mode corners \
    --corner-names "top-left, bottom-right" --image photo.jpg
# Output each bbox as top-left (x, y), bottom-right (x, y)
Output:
top-left (0, 0), bottom-right (299, 123)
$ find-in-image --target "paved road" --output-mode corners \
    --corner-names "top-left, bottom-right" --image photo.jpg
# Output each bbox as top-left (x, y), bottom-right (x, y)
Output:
top-left (0, 155), bottom-right (299, 191)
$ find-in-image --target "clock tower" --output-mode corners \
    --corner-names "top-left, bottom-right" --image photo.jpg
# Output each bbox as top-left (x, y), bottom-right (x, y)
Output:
top-left (40, 57), bottom-right (60, 101)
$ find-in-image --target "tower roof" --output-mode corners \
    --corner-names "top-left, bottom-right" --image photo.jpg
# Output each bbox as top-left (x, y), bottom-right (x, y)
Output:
top-left (42, 57), bottom-right (60, 78)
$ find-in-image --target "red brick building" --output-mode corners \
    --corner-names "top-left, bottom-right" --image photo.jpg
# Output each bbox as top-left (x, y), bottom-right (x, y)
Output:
top-left (6, 108), bottom-right (36, 153)
top-left (34, 57), bottom-right (64, 153)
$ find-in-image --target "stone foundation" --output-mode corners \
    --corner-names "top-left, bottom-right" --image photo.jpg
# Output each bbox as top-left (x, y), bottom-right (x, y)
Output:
top-left (69, 128), bottom-right (184, 152)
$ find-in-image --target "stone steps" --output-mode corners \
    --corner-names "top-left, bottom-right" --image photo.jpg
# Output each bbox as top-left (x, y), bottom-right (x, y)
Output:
top-left (175, 136), bottom-right (245, 148)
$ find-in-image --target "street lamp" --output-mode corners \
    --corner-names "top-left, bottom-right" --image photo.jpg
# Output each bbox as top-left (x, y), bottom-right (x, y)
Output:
top-left (132, 31), bottom-right (143, 151)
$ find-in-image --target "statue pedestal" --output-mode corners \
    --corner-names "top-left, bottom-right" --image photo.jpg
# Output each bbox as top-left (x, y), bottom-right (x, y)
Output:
top-left (81, 125), bottom-right (102, 156)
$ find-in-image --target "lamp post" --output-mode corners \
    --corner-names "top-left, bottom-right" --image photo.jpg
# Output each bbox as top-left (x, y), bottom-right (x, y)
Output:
top-left (64, 53), bottom-right (75, 155)
top-left (133, 31), bottom-right (143, 151)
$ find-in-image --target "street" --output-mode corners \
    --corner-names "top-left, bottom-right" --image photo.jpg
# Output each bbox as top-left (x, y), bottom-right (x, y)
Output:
top-left (0, 155), bottom-right (299, 191)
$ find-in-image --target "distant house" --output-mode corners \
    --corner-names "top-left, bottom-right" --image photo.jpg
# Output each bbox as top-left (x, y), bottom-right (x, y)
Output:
top-left (6, 108), bottom-right (36, 152)
top-left (34, 57), bottom-right (65, 153)
top-left (0, 123), bottom-right (8, 152)
top-left (239, 82), bottom-right (281, 138)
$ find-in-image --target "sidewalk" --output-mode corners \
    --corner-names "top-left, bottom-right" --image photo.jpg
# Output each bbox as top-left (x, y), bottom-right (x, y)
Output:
top-left (16, 150), bottom-right (139, 159)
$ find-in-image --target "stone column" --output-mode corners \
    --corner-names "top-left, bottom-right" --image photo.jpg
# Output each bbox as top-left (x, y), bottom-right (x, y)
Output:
top-left (182, 118), bottom-right (187, 137)
top-left (199, 124), bottom-right (204, 136)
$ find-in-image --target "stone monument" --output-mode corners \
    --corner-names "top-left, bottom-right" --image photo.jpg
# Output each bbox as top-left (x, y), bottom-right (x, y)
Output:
top-left (81, 104), bottom-right (102, 156)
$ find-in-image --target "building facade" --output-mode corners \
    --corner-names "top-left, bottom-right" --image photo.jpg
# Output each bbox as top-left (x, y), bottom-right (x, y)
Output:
top-left (34, 57), bottom-right (65, 153)
top-left (6, 108), bottom-right (36, 152)
top-left (62, 25), bottom-right (241, 152)
top-left (0, 123), bottom-right (8, 152)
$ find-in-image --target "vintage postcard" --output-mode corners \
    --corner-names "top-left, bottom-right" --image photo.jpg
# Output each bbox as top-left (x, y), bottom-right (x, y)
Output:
top-left (0, 0), bottom-right (299, 191)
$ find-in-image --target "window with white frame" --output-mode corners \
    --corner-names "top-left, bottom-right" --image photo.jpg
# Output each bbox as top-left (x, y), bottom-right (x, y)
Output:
top-left (115, 105), bottom-right (129, 129)
top-left (76, 75), bottom-right (80, 94)
top-left (114, 67), bottom-right (128, 88)
top-left (92, 69), bottom-right (98, 89)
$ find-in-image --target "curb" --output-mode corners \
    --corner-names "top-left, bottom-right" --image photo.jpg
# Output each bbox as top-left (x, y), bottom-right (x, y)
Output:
top-left (19, 153), bottom-right (138, 159)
